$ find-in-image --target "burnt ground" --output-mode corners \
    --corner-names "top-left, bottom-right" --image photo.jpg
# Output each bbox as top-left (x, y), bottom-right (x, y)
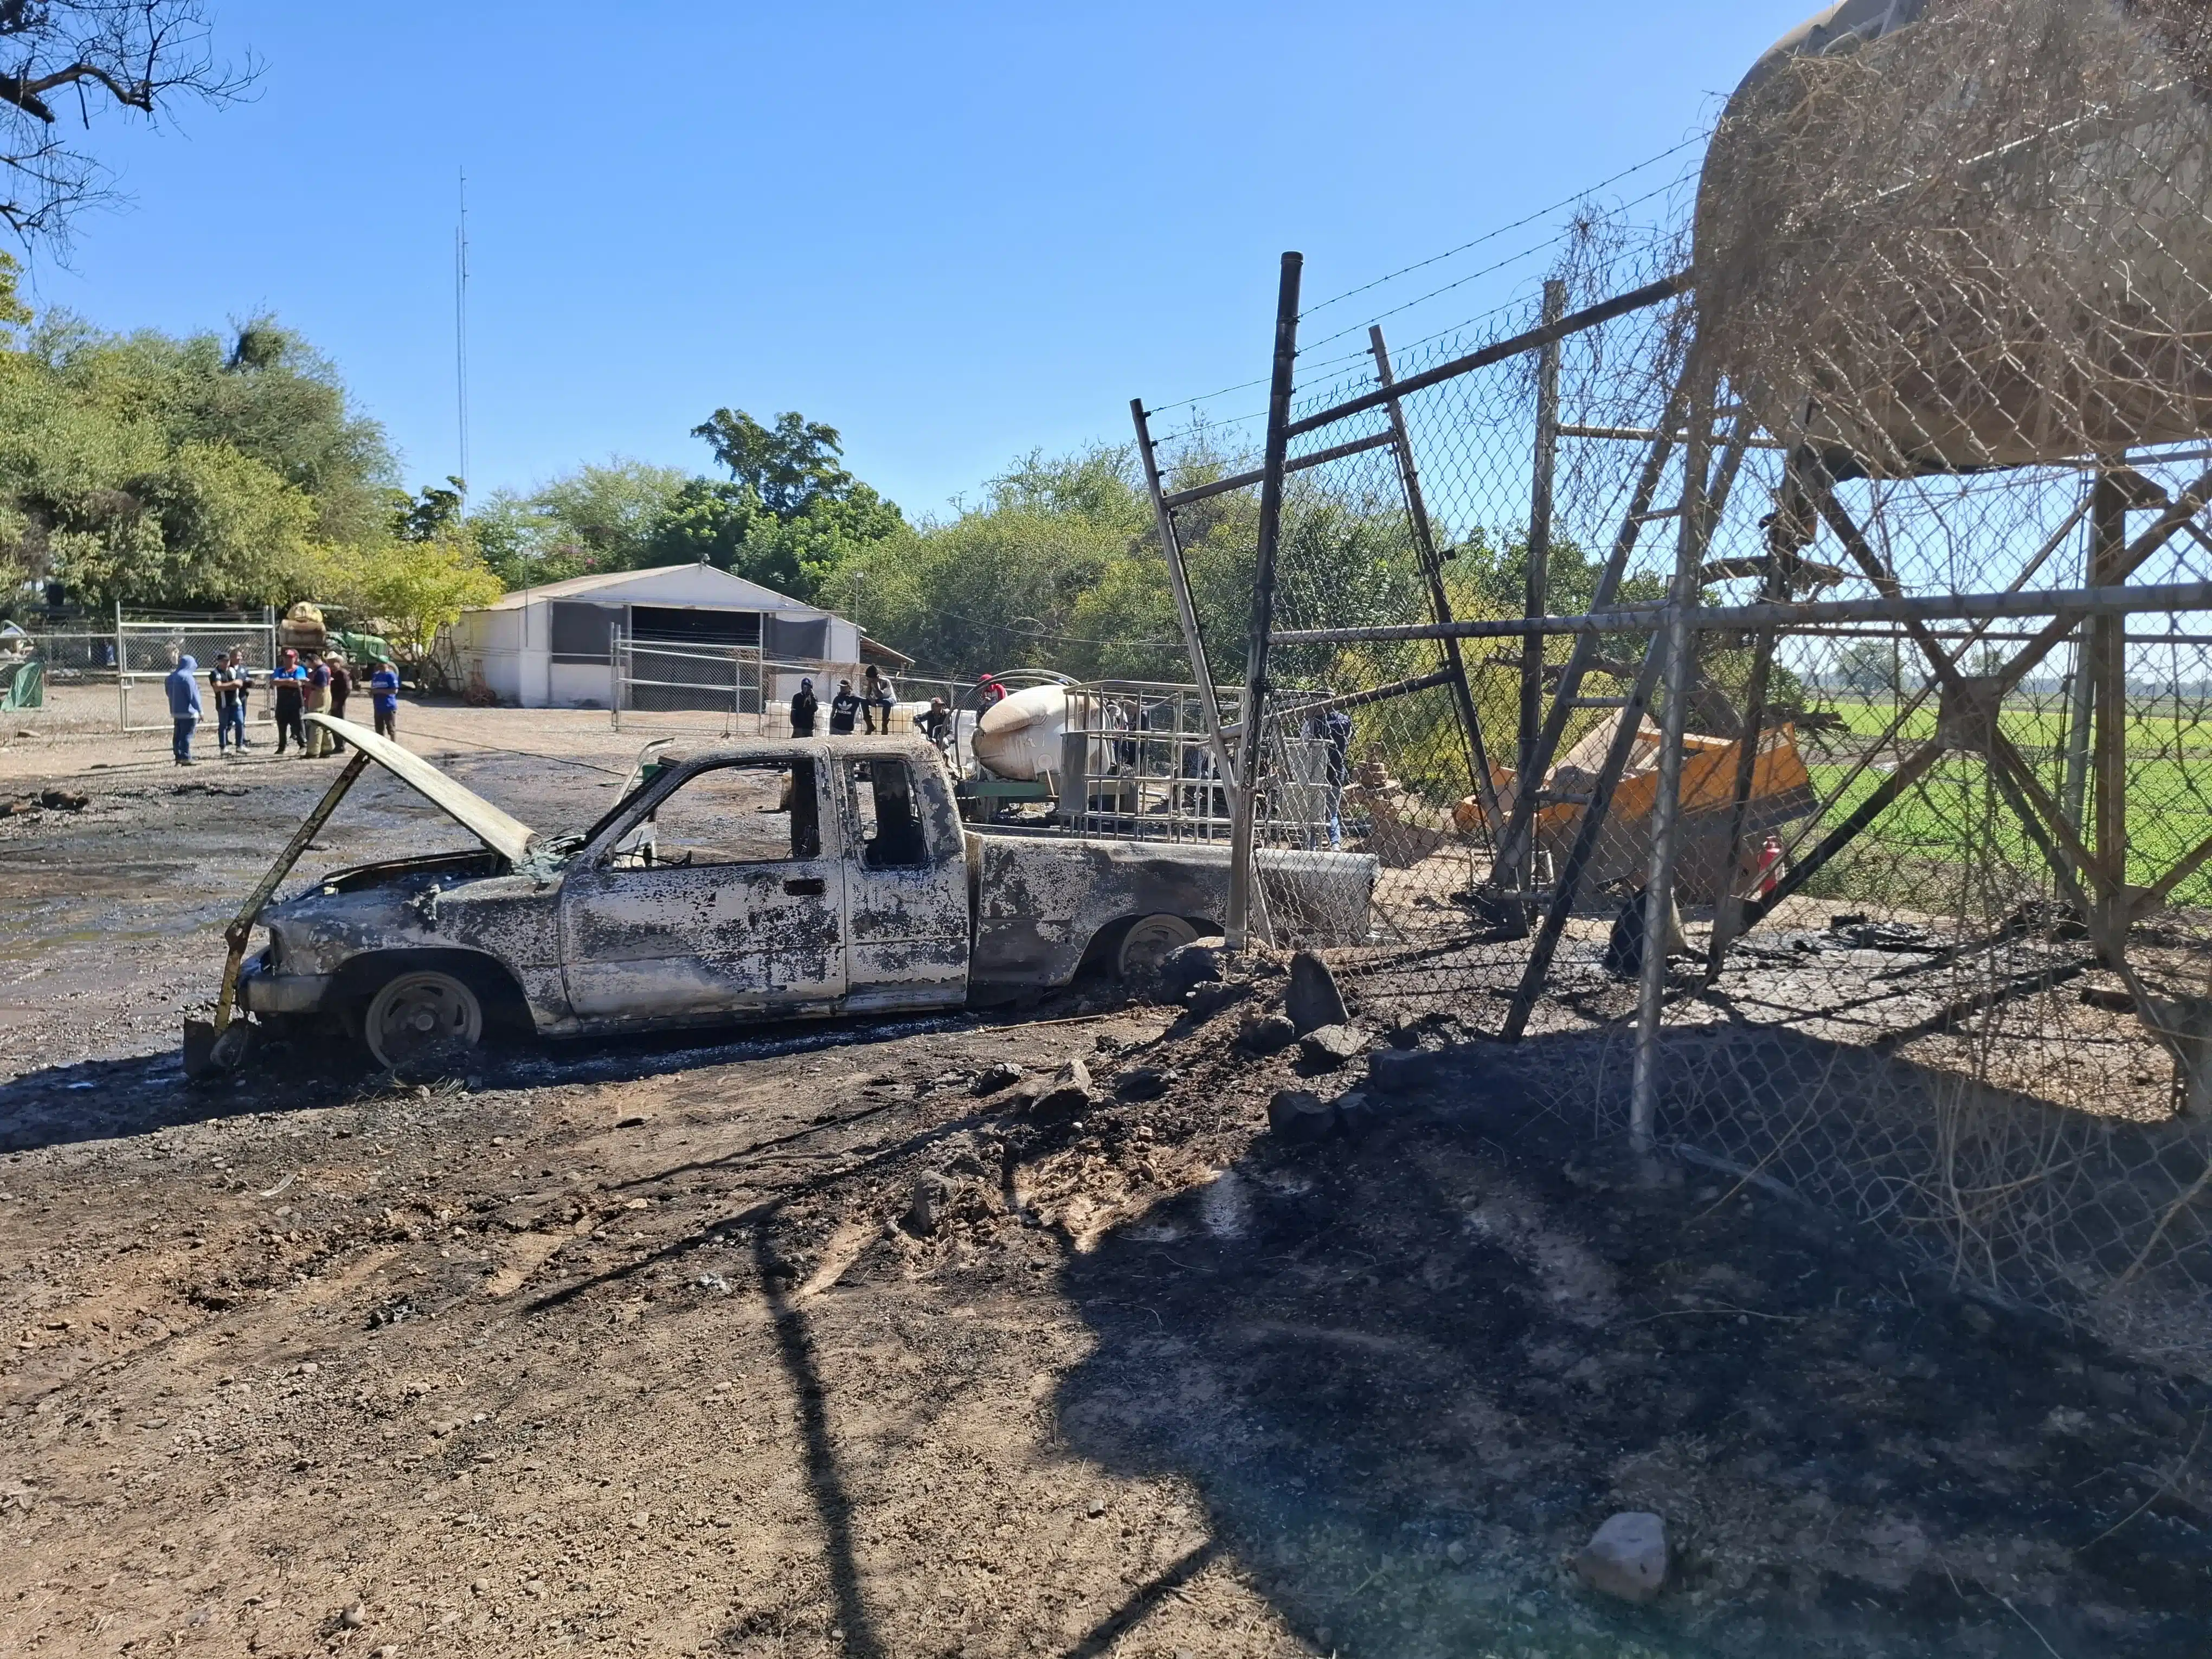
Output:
top-left (1, 711), bottom-right (2210, 1656)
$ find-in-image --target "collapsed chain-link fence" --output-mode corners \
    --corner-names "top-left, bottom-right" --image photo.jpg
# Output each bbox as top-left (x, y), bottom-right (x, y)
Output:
top-left (1136, 0), bottom-right (2212, 1361)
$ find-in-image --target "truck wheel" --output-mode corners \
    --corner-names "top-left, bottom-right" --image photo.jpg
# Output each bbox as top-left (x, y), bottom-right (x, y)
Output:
top-left (364, 969), bottom-right (484, 1075)
top-left (1117, 914), bottom-right (1199, 981)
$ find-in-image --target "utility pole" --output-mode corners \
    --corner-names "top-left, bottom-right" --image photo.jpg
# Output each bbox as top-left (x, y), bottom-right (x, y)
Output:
top-left (455, 168), bottom-right (471, 504)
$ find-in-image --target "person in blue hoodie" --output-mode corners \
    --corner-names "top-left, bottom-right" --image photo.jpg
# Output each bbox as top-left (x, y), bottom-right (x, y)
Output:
top-left (165, 654), bottom-right (203, 766)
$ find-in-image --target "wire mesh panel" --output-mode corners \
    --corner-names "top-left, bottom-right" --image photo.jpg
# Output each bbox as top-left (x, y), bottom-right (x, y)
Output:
top-left (118, 616), bottom-right (277, 732)
top-left (612, 636), bottom-right (762, 737)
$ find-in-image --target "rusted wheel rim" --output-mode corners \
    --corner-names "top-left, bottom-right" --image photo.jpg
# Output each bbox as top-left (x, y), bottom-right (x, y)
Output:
top-left (365, 970), bottom-right (483, 1073)
top-left (1117, 913), bottom-right (1198, 980)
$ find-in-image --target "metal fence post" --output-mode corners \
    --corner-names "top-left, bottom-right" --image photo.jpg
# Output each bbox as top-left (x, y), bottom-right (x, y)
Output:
top-left (1630, 362), bottom-right (1716, 1155)
top-left (114, 597), bottom-right (126, 732)
top-left (1368, 325), bottom-right (1502, 835)
top-left (610, 626), bottom-right (623, 731)
top-left (1517, 279), bottom-right (1566, 882)
top-left (1226, 250), bottom-right (1302, 951)
top-left (2089, 467), bottom-right (2128, 942)
top-left (1131, 398), bottom-right (1241, 793)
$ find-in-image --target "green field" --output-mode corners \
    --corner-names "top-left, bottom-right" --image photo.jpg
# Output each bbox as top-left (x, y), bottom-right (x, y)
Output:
top-left (1793, 695), bottom-right (2212, 908)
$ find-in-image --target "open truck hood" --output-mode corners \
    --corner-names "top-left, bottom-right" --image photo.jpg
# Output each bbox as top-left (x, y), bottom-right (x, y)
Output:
top-left (303, 713), bottom-right (535, 865)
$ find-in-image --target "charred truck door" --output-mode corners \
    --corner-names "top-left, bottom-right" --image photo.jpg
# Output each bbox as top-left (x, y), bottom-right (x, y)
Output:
top-left (837, 755), bottom-right (969, 1011)
top-left (559, 756), bottom-right (847, 1020)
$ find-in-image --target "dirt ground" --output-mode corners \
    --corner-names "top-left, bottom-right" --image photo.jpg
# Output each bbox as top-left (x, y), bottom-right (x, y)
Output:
top-left (3, 704), bottom-right (2211, 1656)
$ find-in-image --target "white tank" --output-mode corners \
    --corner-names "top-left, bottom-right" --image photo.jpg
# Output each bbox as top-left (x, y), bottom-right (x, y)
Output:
top-left (970, 684), bottom-right (1083, 781)
top-left (1696, 0), bottom-right (2212, 472)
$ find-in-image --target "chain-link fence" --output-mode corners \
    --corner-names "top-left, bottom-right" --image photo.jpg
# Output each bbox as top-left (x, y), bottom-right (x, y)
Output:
top-left (1134, 0), bottom-right (2212, 1361)
top-left (117, 615), bottom-right (278, 731)
top-left (610, 633), bottom-right (973, 750)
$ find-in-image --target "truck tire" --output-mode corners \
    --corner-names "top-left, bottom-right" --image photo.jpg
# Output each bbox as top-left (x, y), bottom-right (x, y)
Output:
top-left (1117, 914), bottom-right (1199, 981)
top-left (363, 968), bottom-right (484, 1075)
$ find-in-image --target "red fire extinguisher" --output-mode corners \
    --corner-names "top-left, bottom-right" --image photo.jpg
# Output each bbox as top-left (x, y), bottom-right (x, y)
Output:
top-left (1755, 833), bottom-right (1783, 897)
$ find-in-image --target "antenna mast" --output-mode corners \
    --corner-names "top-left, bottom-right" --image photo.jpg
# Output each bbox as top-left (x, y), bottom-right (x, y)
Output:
top-left (454, 168), bottom-right (471, 503)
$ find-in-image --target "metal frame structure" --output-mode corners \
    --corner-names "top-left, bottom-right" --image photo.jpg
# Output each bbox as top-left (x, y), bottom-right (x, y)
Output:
top-left (1139, 256), bottom-right (2212, 1128)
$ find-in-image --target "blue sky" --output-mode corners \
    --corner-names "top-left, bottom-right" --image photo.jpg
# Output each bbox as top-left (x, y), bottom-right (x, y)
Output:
top-left (28, 1), bottom-right (1798, 520)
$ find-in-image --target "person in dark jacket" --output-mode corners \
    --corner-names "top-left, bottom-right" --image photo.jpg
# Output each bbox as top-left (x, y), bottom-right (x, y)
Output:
top-left (789, 677), bottom-right (819, 737)
top-left (209, 652), bottom-right (250, 754)
top-left (918, 695), bottom-right (951, 751)
top-left (326, 655), bottom-right (352, 752)
top-left (829, 679), bottom-right (860, 735)
top-left (165, 654), bottom-right (202, 765)
top-left (269, 649), bottom-right (307, 755)
top-left (304, 655), bottom-right (333, 757)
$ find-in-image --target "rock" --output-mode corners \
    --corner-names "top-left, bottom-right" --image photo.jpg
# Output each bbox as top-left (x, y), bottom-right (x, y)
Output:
top-left (970, 1062), bottom-right (1025, 1097)
top-left (471, 1578), bottom-right (489, 1596)
top-left (906, 1174), bottom-right (952, 1236)
top-left (1030, 1059), bottom-right (1096, 1116)
top-left (1285, 950), bottom-right (1349, 1034)
top-left (1333, 1088), bottom-right (1381, 1140)
top-left (1239, 1013), bottom-right (1297, 1055)
top-left (1298, 1023), bottom-right (1365, 1070)
top-left (1159, 940), bottom-right (1226, 999)
top-left (340, 1602), bottom-right (370, 1629)
top-left (37, 788), bottom-right (87, 812)
top-left (1573, 1512), bottom-right (1668, 1604)
top-left (696, 1272), bottom-right (730, 1294)
top-left (1268, 1088), bottom-right (1335, 1143)
top-left (1182, 980), bottom-right (1249, 1021)
top-left (1368, 1045), bottom-right (1460, 1095)
top-left (1113, 1066), bottom-right (1169, 1102)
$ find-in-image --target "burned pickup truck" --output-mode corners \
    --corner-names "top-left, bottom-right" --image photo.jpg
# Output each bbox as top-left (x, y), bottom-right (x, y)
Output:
top-left (205, 717), bottom-right (1375, 1071)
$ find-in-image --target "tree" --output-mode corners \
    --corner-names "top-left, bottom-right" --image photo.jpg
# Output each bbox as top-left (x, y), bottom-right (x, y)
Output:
top-left (467, 459), bottom-right (688, 588)
top-left (1835, 639), bottom-right (1902, 695)
top-left (691, 408), bottom-right (853, 518)
top-left (389, 476), bottom-right (465, 543)
top-left (316, 533), bottom-right (500, 670)
top-left (0, 2), bottom-right (258, 252)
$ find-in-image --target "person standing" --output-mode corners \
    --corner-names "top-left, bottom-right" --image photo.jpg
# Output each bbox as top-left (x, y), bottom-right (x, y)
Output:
top-left (369, 658), bottom-right (401, 740)
top-left (304, 655), bottom-right (332, 757)
top-left (165, 654), bottom-right (202, 766)
top-left (861, 664), bottom-right (896, 734)
top-left (209, 652), bottom-right (249, 754)
top-left (326, 655), bottom-right (352, 753)
top-left (789, 677), bottom-right (819, 737)
top-left (270, 648), bottom-right (307, 755)
top-left (829, 678), bottom-right (860, 735)
top-left (1302, 704), bottom-right (1354, 850)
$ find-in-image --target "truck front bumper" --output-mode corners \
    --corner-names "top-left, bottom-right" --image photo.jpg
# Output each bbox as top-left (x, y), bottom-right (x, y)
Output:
top-left (237, 956), bottom-right (335, 1016)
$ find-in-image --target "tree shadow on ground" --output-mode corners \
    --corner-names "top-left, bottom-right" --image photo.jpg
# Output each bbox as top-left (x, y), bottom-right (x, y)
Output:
top-left (1056, 1030), bottom-right (2212, 1659)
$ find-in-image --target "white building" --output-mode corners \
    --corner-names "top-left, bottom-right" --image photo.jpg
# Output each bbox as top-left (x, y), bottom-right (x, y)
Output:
top-left (447, 564), bottom-right (868, 710)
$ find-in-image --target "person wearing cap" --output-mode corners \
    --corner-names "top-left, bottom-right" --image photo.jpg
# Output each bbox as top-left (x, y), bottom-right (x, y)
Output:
top-left (269, 648), bottom-right (308, 755)
top-left (829, 678), bottom-right (860, 736)
top-left (789, 677), bottom-right (819, 737)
